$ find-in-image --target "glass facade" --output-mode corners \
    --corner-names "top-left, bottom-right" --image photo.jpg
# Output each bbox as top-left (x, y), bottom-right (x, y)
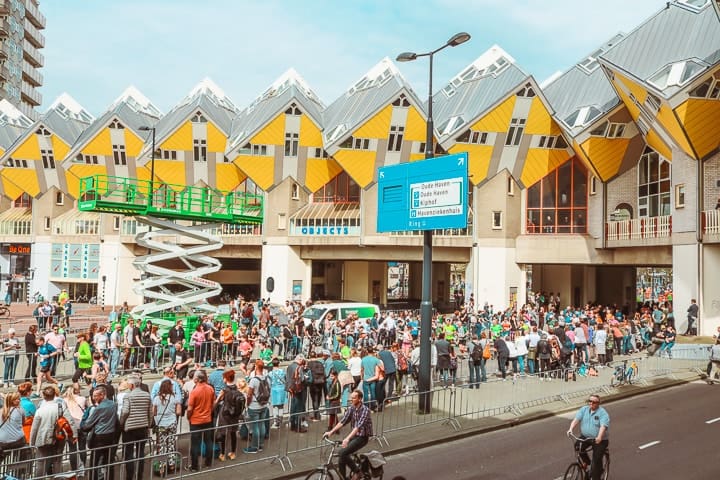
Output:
top-left (526, 157), bottom-right (587, 234)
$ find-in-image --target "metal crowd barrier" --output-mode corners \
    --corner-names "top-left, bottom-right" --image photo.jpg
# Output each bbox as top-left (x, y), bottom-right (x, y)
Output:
top-left (0, 351), bottom-right (707, 479)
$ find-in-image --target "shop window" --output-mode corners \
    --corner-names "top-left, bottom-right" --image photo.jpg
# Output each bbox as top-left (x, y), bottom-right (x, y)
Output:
top-left (638, 147), bottom-right (671, 217)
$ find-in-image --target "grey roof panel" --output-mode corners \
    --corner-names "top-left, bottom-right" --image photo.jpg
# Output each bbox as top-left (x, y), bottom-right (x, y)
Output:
top-left (544, 35), bottom-right (624, 136)
top-left (601, 2), bottom-right (720, 90)
top-left (323, 58), bottom-right (424, 150)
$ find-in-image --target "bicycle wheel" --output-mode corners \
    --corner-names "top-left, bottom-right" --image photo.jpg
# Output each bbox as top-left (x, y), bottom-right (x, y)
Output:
top-left (601, 451), bottom-right (610, 480)
top-left (563, 463), bottom-right (584, 480)
top-left (305, 468), bottom-right (339, 480)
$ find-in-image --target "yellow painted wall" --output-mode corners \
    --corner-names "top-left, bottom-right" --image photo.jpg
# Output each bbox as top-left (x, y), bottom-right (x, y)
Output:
top-left (207, 122), bottom-right (227, 153)
top-left (299, 114), bottom-right (323, 148)
top-left (250, 114), bottom-right (285, 146)
top-left (646, 129), bottom-right (673, 160)
top-left (66, 164), bottom-right (108, 198)
top-left (525, 96), bottom-right (562, 135)
top-left (12, 134), bottom-right (40, 160)
top-left (657, 104), bottom-right (695, 158)
top-left (51, 135), bottom-right (70, 163)
top-left (1, 168), bottom-right (40, 197)
top-left (520, 148), bottom-right (572, 187)
top-left (409, 153), bottom-right (425, 162)
top-left (675, 99), bottom-right (720, 159)
top-left (234, 154), bottom-right (274, 190)
top-left (580, 137), bottom-right (630, 181)
top-left (160, 120), bottom-right (193, 151)
top-left (0, 174), bottom-right (23, 200)
top-left (615, 71), bottom-right (648, 106)
top-left (155, 160), bottom-right (186, 191)
top-left (82, 128), bottom-right (112, 156)
top-left (125, 130), bottom-right (144, 157)
top-left (332, 149), bottom-right (376, 188)
top-left (354, 104), bottom-right (392, 139)
top-left (572, 140), bottom-right (599, 180)
top-left (215, 163), bottom-right (247, 191)
top-left (305, 158), bottom-right (343, 193)
top-left (471, 95), bottom-right (516, 132)
top-left (448, 144), bottom-right (493, 185)
top-left (404, 106), bottom-right (426, 142)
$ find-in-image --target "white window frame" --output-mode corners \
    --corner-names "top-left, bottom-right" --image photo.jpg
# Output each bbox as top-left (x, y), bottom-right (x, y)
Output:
top-left (507, 177), bottom-right (515, 196)
top-left (55, 192), bottom-right (64, 206)
top-left (606, 123), bottom-right (626, 139)
top-left (675, 184), bottom-right (685, 208)
top-left (590, 176), bottom-right (597, 195)
top-left (44, 216), bottom-right (51, 230)
top-left (284, 133), bottom-right (299, 157)
top-left (505, 118), bottom-right (525, 146)
top-left (388, 125), bottom-right (404, 152)
top-left (278, 213), bottom-right (287, 230)
top-left (113, 216), bottom-right (121, 230)
top-left (492, 211), bottom-right (503, 230)
top-left (291, 183), bottom-right (300, 200)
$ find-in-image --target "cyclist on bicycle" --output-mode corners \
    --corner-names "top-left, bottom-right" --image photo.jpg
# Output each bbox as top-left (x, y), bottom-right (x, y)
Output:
top-left (324, 389), bottom-right (374, 480)
top-left (567, 393), bottom-right (610, 480)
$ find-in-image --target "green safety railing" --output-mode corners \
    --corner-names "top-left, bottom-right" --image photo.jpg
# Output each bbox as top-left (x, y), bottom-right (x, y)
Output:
top-left (78, 174), bottom-right (263, 224)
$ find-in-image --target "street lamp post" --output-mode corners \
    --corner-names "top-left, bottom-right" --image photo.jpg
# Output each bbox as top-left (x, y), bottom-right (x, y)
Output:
top-left (397, 32), bottom-right (470, 413)
top-left (139, 126), bottom-right (156, 207)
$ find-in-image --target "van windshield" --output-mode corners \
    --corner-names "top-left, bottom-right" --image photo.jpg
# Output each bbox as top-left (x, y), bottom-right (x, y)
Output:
top-left (302, 307), bottom-right (327, 321)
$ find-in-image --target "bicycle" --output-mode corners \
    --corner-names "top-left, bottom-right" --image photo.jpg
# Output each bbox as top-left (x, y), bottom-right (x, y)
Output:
top-left (564, 432), bottom-right (610, 480)
top-left (0, 304), bottom-right (10, 317)
top-left (305, 437), bottom-right (384, 480)
top-left (610, 358), bottom-right (637, 387)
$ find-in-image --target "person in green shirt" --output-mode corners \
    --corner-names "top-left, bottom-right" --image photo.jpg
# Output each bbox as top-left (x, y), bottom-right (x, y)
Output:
top-left (72, 332), bottom-right (93, 384)
top-left (259, 342), bottom-right (273, 363)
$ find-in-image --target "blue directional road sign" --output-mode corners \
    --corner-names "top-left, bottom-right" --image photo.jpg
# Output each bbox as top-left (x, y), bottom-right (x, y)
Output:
top-left (377, 152), bottom-right (468, 232)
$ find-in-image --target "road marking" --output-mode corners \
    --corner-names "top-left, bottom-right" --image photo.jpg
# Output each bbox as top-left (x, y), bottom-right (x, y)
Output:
top-left (639, 440), bottom-right (661, 450)
top-left (706, 417), bottom-right (720, 424)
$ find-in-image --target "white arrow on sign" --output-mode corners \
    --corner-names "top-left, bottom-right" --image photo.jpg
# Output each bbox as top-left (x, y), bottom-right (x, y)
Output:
top-left (379, 171), bottom-right (385, 179)
top-left (457, 157), bottom-right (464, 166)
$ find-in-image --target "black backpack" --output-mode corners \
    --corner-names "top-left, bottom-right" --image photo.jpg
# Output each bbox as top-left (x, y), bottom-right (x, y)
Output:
top-left (470, 341), bottom-right (483, 365)
top-left (308, 360), bottom-right (326, 385)
top-left (221, 385), bottom-right (245, 419)
top-left (254, 376), bottom-right (271, 406)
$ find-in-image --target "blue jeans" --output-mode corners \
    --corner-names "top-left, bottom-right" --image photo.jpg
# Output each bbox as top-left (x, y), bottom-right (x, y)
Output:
top-left (109, 348), bottom-right (120, 375)
top-left (3, 355), bottom-right (17, 384)
top-left (362, 380), bottom-right (376, 409)
top-left (150, 344), bottom-right (162, 370)
top-left (659, 341), bottom-right (674, 357)
top-left (468, 361), bottom-right (481, 387)
top-left (479, 357), bottom-right (488, 382)
top-left (168, 344), bottom-right (176, 367)
top-left (247, 407), bottom-right (269, 449)
top-left (289, 390), bottom-right (306, 430)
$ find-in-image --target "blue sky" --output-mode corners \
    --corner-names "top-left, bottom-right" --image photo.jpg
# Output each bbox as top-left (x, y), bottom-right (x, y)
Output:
top-left (39, 0), bottom-right (666, 116)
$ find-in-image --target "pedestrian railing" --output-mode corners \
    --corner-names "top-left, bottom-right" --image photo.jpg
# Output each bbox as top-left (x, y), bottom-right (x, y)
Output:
top-left (0, 351), bottom-right (707, 479)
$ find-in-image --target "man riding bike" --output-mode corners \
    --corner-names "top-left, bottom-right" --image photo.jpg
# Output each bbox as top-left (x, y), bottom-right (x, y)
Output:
top-left (324, 389), bottom-right (374, 480)
top-left (567, 393), bottom-right (610, 480)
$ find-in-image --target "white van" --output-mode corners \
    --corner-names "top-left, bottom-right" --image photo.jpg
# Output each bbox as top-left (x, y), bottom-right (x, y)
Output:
top-left (301, 302), bottom-right (380, 331)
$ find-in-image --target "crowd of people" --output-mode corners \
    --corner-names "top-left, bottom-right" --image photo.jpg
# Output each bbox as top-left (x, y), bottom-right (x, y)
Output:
top-left (0, 292), bottom-right (694, 478)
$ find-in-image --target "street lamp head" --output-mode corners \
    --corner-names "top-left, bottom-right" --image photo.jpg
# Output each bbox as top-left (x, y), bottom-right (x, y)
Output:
top-left (447, 32), bottom-right (471, 47)
top-left (138, 125), bottom-right (154, 132)
top-left (396, 52), bottom-right (418, 62)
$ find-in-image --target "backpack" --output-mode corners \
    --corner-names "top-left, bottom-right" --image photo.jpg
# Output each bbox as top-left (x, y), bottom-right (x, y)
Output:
top-left (308, 360), bottom-right (326, 385)
top-left (287, 365), bottom-right (305, 394)
top-left (470, 341), bottom-right (483, 365)
top-left (221, 386), bottom-right (245, 419)
top-left (54, 403), bottom-right (74, 443)
top-left (396, 353), bottom-right (408, 372)
top-left (482, 341), bottom-right (492, 360)
top-left (254, 376), bottom-right (271, 406)
top-left (283, 326), bottom-right (293, 339)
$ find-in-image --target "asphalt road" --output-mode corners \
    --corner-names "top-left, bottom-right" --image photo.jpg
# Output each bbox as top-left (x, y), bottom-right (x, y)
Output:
top-left (372, 381), bottom-right (720, 480)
